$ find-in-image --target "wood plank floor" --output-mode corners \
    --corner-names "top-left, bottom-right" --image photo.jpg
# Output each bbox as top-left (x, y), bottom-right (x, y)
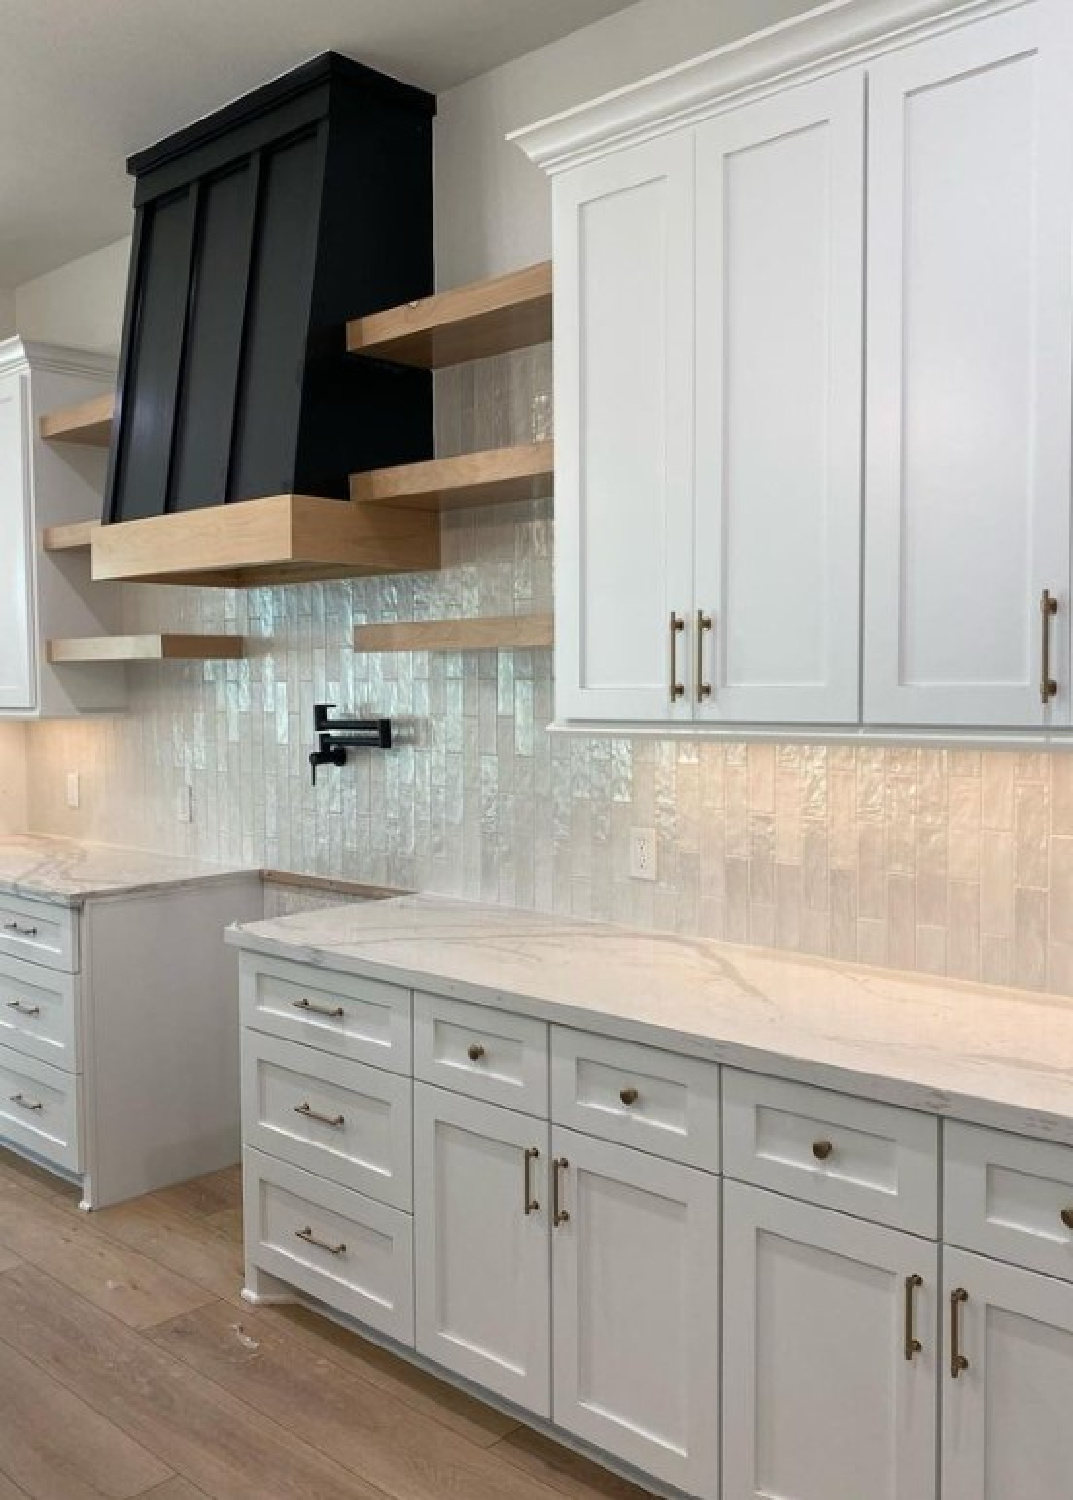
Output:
top-left (0, 1148), bottom-right (656, 1500)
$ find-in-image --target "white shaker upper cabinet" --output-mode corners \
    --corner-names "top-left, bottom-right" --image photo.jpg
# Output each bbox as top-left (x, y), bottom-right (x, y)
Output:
top-left (0, 370), bottom-right (34, 711)
top-left (553, 133), bottom-right (695, 723)
top-left (694, 71), bottom-right (865, 724)
top-left (864, 2), bottom-right (1073, 727)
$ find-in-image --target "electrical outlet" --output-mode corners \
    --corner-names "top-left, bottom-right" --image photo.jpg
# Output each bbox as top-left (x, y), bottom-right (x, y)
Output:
top-left (629, 827), bottom-right (657, 882)
top-left (176, 785), bottom-right (193, 824)
top-left (65, 772), bottom-right (80, 810)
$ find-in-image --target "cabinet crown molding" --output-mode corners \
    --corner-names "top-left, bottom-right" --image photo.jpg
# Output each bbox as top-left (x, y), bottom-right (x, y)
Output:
top-left (510, 0), bottom-right (1032, 170)
top-left (0, 336), bottom-right (117, 382)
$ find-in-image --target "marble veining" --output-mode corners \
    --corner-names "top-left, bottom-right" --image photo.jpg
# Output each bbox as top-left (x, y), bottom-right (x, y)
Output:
top-left (230, 895), bottom-right (1073, 1145)
top-left (0, 834), bottom-right (252, 906)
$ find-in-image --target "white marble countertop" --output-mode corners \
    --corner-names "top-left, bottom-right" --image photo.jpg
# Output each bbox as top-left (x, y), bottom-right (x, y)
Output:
top-left (229, 894), bottom-right (1073, 1145)
top-left (0, 834), bottom-right (254, 906)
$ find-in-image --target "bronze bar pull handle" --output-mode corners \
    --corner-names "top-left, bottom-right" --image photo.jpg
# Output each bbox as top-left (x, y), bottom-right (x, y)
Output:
top-left (294, 1102), bottom-right (345, 1128)
top-left (523, 1147), bottom-right (540, 1215)
top-left (1041, 589), bottom-right (1059, 704)
top-left (904, 1274), bottom-right (923, 1362)
top-left (950, 1287), bottom-right (970, 1378)
top-left (695, 611), bottom-right (712, 701)
top-left (295, 1225), bottom-right (346, 1256)
top-left (10, 1092), bottom-right (43, 1112)
top-left (4, 921), bottom-right (37, 937)
top-left (293, 997), bottom-right (344, 1019)
top-left (1061, 1207), bottom-right (1073, 1231)
top-left (669, 613), bottom-right (685, 703)
top-left (553, 1157), bottom-right (570, 1226)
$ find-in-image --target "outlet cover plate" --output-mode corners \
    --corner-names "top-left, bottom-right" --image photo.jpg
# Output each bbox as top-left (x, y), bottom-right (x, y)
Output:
top-left (630, 827), bottom-right (657, 882)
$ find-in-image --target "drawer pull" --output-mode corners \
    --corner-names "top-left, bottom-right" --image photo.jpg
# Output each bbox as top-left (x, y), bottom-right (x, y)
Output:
top-left (812, 1139), bottom-right (834, 1161)
top-left (523, 1146), bottom-right (540, 1215)
top-left (10, 1092), bottom-right (43, 1112)
top-left (292, 997), bottom-right (344, 1019)
top-left (619, 1086), bottom-right (639, 1107)
top-left (904, 1274), bottom-right (923, 1362)
top-left (1061, 1208), bottom-right (1073, 1231)
top-left (4, 921), bottom-right (38, 938)
top-left (295, 1225), bottom-right (346, 1256)
top-left (466, 1042), bottom-right (486, 1062)
top-left (6, 999), bottom-right (41, 1017)
top-left (553, 1157), bottom-right (570, 1226)
top-left (294, 1102), bottom-right (345, 1129)
top-left (950, 1288), bottom-right (970, 1379)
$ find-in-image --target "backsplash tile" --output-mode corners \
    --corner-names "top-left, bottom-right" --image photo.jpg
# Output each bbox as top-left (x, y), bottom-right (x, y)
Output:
top-left (22, 344), bottom-right (1073, 996)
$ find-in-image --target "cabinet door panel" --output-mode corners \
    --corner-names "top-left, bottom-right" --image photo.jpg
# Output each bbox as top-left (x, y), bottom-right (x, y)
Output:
top-left (943, 1247), bottom-right (1073, 1500)
top-left (695, 71), bottom-right (864, 723)
top-left (414, 1083), bottom-right (550, 1415)
top-left (723, 1181), bottom-right (937, 1500)
top-left (0, 371), bottom-right (34, 710)
top-left (551, 1126), bottom-right (720, 1499)
top-left (864, 4), bottom-right (1073, 725)
top-left (553, 132), bottom-right (694, 722)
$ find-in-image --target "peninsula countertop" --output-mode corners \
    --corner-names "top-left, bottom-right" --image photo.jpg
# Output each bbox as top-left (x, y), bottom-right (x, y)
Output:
top-left (0, 833), bottom-right (254, 906)
top-left (228, 894), bottom-right (1073, 1147)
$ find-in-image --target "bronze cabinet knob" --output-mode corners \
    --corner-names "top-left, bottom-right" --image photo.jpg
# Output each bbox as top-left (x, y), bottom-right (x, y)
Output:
top-left (1061, 1207), bottom-right (1073, 1231)
top-left (812, 1139), bottom-right (834, 1161)
top-left (619, 1087), bottom-right (639, 1107)
top-left (466, 1042), bottom-right (486, 1062)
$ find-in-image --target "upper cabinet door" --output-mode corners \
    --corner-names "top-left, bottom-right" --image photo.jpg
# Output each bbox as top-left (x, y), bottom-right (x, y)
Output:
top-left (553, 133), bottom-right (695, 723)
top-left (694, 72), bottom-right (865, 724)
top-left (0, 371), bottom-right (34, 712)
top-left (864, 2), bottom-right (1073, 727)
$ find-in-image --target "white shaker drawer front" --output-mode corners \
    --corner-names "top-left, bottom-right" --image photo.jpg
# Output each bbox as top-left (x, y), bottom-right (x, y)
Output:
top-left (240, 955), bottom-right (411, 1074)
top-left (0, 894), bottom-right (77, 973)
top-left (551, 1027), bottom-right (720, 1171)
top-left (242, 1033), bottom-right (412, 1211)
top-left (723, 1070), bottom-right (939, 1237)
top-left (414, 992), bottom-right (548, 1115)
top-left (243, 1147), bottom-right (414, 1346)
top-left (0, 953), bottom-right (79, 1070)
top-left (945, 1122), bottom-right (1073, 1283)
top-left (0, 1042), bottom-right (81, 1173)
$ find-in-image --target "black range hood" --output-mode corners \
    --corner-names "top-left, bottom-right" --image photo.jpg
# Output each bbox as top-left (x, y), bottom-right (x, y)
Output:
top-left (104, 52), bottom-right (436, 527)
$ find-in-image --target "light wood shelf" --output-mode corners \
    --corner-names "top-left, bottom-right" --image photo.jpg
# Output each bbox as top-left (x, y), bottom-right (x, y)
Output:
top-left (39, 393), bottom-right (115, 447)
top-left (355, 614), bottom-right (553, 653)
top-left (350, 441), bottom-right (553, 512)
top-left (346, 261), bottom-right (552, 369)
top-left (42, 519), bottom-right (100, 553)
top-left (47, 634), bottom-right (246, 665)
top-left (89, 493), bottom-right (439, 587)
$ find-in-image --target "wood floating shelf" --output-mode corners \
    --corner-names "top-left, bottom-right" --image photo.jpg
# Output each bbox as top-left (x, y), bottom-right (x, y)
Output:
top-left (346, 260), bottom-right (552, 369)
top-left (350, 441), bottom-right (553, 512)
top-left (89, 493), bottom-right (439, 587)
top-left (46, 634), bottom-right (245, 665)
top-left (38, 393), bottom-right (115, 448)
top-left (355, 614), bottom-right (554, 653)
top-left (42, 519), bottom-right (100, 553)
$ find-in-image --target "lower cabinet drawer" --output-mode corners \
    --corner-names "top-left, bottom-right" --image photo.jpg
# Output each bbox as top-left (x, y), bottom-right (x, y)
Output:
top-left (0, 953), bottom-right (79, 1070)
top-left (723, 1069), bottom-right (939, 1237)
top-left (242, 1032), bottom-right (412, 1210)
top-left (240, 954), bottom-right (411, 1074)
top-left (243, 1148), bottom-right (414, 1346)
top-left (0, 893), bottom-right (77, 973)
top-left (0, 1042), bottom-right (81, 1173)
top-left (414, 991), bottom-right (548, 1115)
top-left (945, 1122), bottom-right (1073, 1282)
top-left (551, 1026), bottom-right (720, 1170)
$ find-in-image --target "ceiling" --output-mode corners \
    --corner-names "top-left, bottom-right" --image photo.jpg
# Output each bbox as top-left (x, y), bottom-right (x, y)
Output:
top-left (0, 0), bottom-right (640, 288)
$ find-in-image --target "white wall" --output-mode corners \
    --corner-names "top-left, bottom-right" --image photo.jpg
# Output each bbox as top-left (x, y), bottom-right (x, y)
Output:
top-left (0, 289), bottom-right (14, 338)
top-left (433, 0), bottom-right (817, 285)
top-left (15, 238), bottom-right (130, 353)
